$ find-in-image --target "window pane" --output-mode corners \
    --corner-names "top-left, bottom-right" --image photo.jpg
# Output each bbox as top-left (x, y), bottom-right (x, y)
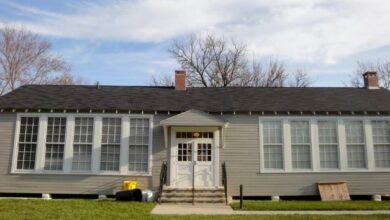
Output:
top-left (320, 145), bottom-right (339, 168)
top-left (374, 145), bottom-right (390, 168)
top-left (345, 121), bottom-right (366, 168)
top-left (100, 118), bottom-right (121, 171)
top-left (372, 121), bottom-right (390, 144)
top-left (264, 145), bottom-right (283, 169)
top-left (345, 121), bottom-right (364, 144)
top-left (263, 121), bottom-right (282, 144)
top-left (291, 145), bottom-right (311, 169)
top-left (290, 121), bottom-right (311, 169)
top-left (197, 143), bottom-right (212, 162)
top-left (44, 117), bottom-right (66, 171)
top-left (347, 144), bottom-right (366, 168)
top-left (129, 118), bottom-right (150, 172)
top-left (17, 117), bottom-right (39, 170)
top-left (290, 121), bottom-right (310, 144)
top-left (318, 121), bottom-right (339, 169)
top-left (73, 117), bottom-right (94, 171)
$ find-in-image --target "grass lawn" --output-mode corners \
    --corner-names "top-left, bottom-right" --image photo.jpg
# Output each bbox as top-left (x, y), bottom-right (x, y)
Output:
top-left (0, 199), bottom-right (389, 220)
top-left (231, 200), bottom-right (390, 211)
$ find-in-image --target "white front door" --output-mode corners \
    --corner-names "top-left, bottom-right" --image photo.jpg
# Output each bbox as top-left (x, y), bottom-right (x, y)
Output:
top-left (171, 130), bottom-right (216, 188)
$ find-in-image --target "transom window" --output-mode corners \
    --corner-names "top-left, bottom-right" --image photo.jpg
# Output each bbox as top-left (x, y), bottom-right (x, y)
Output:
top-left (176, 132), bottom-right (213, 139)
top-left (262, 121), bottom-right (283, 169)
top-left (290, 121), bottom-right (311, 169)
top-left (372, 121), bottom-right (390, 168)
top-left (72, 117), bottom-right (94, 171)
top-left (345, 121), bottom-right (366, 169)
top-left (17, 117), bottom-right (39, 170)
top-left (100, 118), bottom-right (121, 171)
top-left (129, 118), bottom-right (150, 172)
top-left (44, 117), bottom-right (66, 171)
top-left (178, 143), bottom-right (192, 161)
top-left (318, 121), bottom-right (339, 169)
top-left (197, 143), bottom-right (212, 162)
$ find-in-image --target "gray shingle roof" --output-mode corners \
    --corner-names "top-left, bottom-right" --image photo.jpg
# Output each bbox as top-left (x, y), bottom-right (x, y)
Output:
top-left (1, 84), bottom-right (390, 113)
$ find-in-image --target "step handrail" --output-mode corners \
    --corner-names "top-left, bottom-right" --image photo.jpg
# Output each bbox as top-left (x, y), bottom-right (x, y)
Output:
top-left (222, 161), bottom-right (228, 205)
top-left (158, 161), bottom-right (168, 203)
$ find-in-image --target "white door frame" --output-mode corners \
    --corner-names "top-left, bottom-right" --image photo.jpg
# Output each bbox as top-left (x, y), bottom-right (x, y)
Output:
top-left (169, 127), bottom-right (220, 188)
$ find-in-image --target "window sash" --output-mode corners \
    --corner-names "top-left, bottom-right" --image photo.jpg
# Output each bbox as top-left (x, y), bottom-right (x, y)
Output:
top-left (129, 118), bottom-right (150, 172)
top-left (318, 121), bottom-right (339, 169)
top-left (72, 118), bottom-right (93, 171)
top-left (17, 117), bottom-right (39, 170)
top-left (100, 118), bottom-right (121, 171)
top-left (44, 117), bottom-right (66, 171)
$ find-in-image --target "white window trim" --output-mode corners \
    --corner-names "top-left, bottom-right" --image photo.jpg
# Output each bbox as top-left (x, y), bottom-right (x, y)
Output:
top-left (259, 116), bottom-right (390, 173)
top-left (11, 113), bottom-right (153, 176)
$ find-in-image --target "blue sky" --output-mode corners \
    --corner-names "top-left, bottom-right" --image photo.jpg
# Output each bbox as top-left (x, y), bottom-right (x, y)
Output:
top-left (0, 0), bottom-right (389, 86)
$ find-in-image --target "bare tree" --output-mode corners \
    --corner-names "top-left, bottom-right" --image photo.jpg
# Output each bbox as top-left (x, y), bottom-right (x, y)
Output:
top-left (0, 25), bottom-right (82, 95)
top-left (348, 60), bottom-right (390, 89)
top-left (150, 73), bottom-right (173, 86)
top-left (288, 69), bottom-right (311, 87)
top-left (153, 34), bottom-right (311, 87)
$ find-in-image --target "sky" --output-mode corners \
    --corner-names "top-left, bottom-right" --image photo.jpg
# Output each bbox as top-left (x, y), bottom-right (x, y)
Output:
top-left (0, 0), bottom-right (389, 87)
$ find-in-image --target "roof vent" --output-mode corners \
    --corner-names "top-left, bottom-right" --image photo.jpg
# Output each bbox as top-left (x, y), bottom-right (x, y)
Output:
top-left (96, 81), bottom-right (100, 89)
top-left (363, 71), bottom-right (379, 89)
top-left (175, 70), bottom-right (186, 91)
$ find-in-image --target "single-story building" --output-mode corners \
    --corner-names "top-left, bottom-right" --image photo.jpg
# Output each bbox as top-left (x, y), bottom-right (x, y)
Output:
top-left (0, 70), bottom-right (389, 202)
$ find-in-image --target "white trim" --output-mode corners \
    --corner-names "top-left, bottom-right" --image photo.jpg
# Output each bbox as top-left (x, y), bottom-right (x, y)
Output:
top-left (10, 113), bottom-right (153, 176)
top-left (259, 116), bottom-right (390, 173)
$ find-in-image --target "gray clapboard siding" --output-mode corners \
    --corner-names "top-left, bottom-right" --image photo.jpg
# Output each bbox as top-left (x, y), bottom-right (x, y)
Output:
top-left (219, 114), bottom-right (390, 196)
top-left (0, 113), bottom-right (168, 195)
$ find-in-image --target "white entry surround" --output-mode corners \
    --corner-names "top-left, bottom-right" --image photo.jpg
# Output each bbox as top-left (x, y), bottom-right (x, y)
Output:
top-left (169, 127), bottom-right (220, 188)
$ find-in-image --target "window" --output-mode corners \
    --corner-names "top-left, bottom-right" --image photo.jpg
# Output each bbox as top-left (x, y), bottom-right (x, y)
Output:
top-left (100, 118), bottom-right (121, 171)
top-left (17, 117), bottom-right (39, 170)
top-left (372, 121), bottom-right (390, 168)
top-left (345, 121), bottom-right (366, 168)
top-left (318, 121), bottom-right (339, 169)
top-left (197, 143), bottom-right (212, 161)
top-left (72, 117), bottom-right (94, 171)
top-left (45, 117), bottom-right (66, 170)
top-left (290, 121), bottom-right (311, 169)
top-left (262, 121), bottom-right (283, 169)
top-left (129, 118), bottom-right (149, 172)
top-left (178, 143), bottom-right (192, 161)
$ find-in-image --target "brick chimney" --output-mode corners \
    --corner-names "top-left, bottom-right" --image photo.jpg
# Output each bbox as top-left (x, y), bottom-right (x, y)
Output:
top-left (175, 70), bottom-right (186, 91)
top-left (363, 71), bottom-right (379, 89)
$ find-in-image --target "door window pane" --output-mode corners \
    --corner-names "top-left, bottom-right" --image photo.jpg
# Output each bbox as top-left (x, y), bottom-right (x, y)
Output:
top-left (178, 143), bottom-right (192, 161)
top-left (197, 143), bottom-right (212, 162)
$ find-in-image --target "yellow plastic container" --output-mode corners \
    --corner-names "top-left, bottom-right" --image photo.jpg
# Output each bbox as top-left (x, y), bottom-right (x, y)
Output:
top-left (123, 181), bottom-right (137, 190)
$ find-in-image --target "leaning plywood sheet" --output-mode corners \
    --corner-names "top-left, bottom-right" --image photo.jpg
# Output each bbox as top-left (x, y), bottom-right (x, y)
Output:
top-left (318, 181), bottom-right (351, 201)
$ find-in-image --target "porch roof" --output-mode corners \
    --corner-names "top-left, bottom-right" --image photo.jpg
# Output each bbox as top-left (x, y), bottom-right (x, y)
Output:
top-left (160, 109), bottom-right (227, 127)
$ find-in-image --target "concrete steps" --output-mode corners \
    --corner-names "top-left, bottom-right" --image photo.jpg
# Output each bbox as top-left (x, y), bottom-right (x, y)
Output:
top-left (161, 188), bottom-right (226, 204)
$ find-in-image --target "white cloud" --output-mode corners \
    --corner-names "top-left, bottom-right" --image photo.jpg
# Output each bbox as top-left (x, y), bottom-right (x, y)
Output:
top-left (2, 0), bottom-right (390, 65)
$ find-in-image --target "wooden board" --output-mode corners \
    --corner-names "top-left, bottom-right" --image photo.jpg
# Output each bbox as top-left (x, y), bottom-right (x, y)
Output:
top-left (318, 181), bottom-right (351, 201)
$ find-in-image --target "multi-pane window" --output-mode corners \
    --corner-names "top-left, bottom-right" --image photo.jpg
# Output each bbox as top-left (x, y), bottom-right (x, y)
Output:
top-left (318, 121), bottom-right (339, 169)
top-left (262, 121), bottom-right (283, 169)
top-left (129, 118), bottom-right (150, 172)
top-left (17, 117), bottom-right (39, 170)
top-left (100, 118), bottom-right (121, 171)
top-left (291, 121), bottom-right (311, 169)
top-left (72, 117), bottom-right (94, 171)
top-left (176, 132), bottom-right (213, 139)
top-left (345, 121), bottom-right (366, 168)
top-left (178, 143), bottom-right (192, 161)
top-left (197, 143), bottom-right (212, 162)
top-left (45, 117), bottom-right (66, 170)
top-left (372, 121), bottom-right (390, 168)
